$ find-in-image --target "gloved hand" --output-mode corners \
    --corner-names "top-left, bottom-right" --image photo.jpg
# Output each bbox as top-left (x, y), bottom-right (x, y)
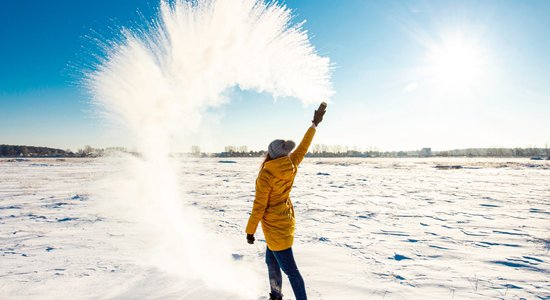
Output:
top-left (246, 234), bottom-right (255, 244)
top-left (312, 102), bottom-right (327, 126)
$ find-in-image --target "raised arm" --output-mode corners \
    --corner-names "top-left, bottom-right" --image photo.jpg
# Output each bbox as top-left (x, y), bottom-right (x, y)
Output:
top-left (290, 102), bottom-right (327, 166)
top-left (290, 125), bottom-right (316, 166)
top-left (245, 173), bottom-right (271, 235)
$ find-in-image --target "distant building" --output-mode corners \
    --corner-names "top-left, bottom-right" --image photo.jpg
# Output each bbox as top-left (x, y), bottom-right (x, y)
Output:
top-left (224, 146), bottom-right (237, 153)
top-left (191, 145), bottom-right (201, 156)
top-left (420, 148), bottom-right (432, 157)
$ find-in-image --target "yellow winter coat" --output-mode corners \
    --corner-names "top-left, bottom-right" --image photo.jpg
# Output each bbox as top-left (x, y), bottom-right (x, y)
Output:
top-left (246, 126), bottom-right (316, 251)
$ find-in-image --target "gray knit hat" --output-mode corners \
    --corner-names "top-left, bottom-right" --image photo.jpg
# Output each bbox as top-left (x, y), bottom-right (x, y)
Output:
top-left (268, 139), bottom-right (296, 159)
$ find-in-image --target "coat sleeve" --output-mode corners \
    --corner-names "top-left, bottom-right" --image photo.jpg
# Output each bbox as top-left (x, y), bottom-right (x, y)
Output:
top-left (245, 173), bottom-right (271, 235)
top-left (290, 125), bottom-right (316, 167)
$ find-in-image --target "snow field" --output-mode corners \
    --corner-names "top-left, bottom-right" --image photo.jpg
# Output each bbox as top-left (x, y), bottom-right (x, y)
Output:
top-left (1, 157), bottom-right (549, 299)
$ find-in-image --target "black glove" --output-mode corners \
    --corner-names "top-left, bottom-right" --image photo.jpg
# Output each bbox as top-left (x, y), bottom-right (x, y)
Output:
top-left (246, 234), bottom-right (255, 244)
top-left (312, 102), bottom-right (327, 126)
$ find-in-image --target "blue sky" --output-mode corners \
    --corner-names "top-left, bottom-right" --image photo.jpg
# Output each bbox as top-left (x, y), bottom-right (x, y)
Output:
top-left (1, 0), bottom-right (549, 152)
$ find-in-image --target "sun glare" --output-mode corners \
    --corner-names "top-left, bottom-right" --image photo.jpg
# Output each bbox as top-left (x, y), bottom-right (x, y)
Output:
top-left (425, 32), bottom-right (489, 92)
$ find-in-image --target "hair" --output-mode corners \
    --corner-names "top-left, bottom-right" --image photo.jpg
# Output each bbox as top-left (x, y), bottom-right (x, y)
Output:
top-left (260, 153), bottom-right (273, 171)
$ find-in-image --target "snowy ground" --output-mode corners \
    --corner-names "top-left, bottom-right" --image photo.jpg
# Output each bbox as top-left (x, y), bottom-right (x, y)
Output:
top-left (1, 157), bottom-right (549, 299)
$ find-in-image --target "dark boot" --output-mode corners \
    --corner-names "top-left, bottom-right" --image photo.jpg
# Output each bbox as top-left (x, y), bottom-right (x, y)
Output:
top-left (269, 293), bottom-right (283, 300)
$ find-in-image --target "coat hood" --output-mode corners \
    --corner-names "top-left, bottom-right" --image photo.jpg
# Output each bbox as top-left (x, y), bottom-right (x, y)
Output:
top-left (263, 156), bottom-right (296, 180)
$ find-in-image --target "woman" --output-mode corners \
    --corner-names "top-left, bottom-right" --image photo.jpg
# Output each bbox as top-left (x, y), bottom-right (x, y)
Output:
top-left (245, 103), bottom-right (327, 300)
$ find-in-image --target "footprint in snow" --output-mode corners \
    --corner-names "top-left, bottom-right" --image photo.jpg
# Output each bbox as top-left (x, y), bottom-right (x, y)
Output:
top-left (393, 253), bottom-right (412, 261)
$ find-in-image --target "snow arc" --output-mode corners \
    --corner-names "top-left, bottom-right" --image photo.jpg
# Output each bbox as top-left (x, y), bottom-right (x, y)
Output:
top-left (86, 0), bottom-right (332, 296)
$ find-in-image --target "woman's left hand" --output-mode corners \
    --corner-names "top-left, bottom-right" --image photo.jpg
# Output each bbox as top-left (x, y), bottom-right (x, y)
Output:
top-left (247, 234), bottom-right (255, 244)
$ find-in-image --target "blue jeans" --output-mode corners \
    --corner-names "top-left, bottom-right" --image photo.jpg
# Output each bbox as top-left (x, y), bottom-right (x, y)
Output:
top-left (265, 246), bottom-right (307, 300)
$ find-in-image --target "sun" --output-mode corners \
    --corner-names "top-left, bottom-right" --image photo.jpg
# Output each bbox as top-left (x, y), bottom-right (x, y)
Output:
top-left (424, 31), bottom-right (489, 92)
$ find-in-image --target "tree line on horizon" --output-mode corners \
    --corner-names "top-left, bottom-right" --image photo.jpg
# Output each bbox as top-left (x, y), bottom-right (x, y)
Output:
top-left (1, 144), bottom-right (549, 159)
top-left (0, 145), bottom-right (71, 157)
top-left (205, 145), bottom-right (550, 159)
top-left (0, 145), bottom-right (123, 158)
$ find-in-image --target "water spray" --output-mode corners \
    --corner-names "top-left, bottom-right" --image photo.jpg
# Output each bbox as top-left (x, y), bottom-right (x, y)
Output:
top-left (86, 0), bottom-right (332, 297)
